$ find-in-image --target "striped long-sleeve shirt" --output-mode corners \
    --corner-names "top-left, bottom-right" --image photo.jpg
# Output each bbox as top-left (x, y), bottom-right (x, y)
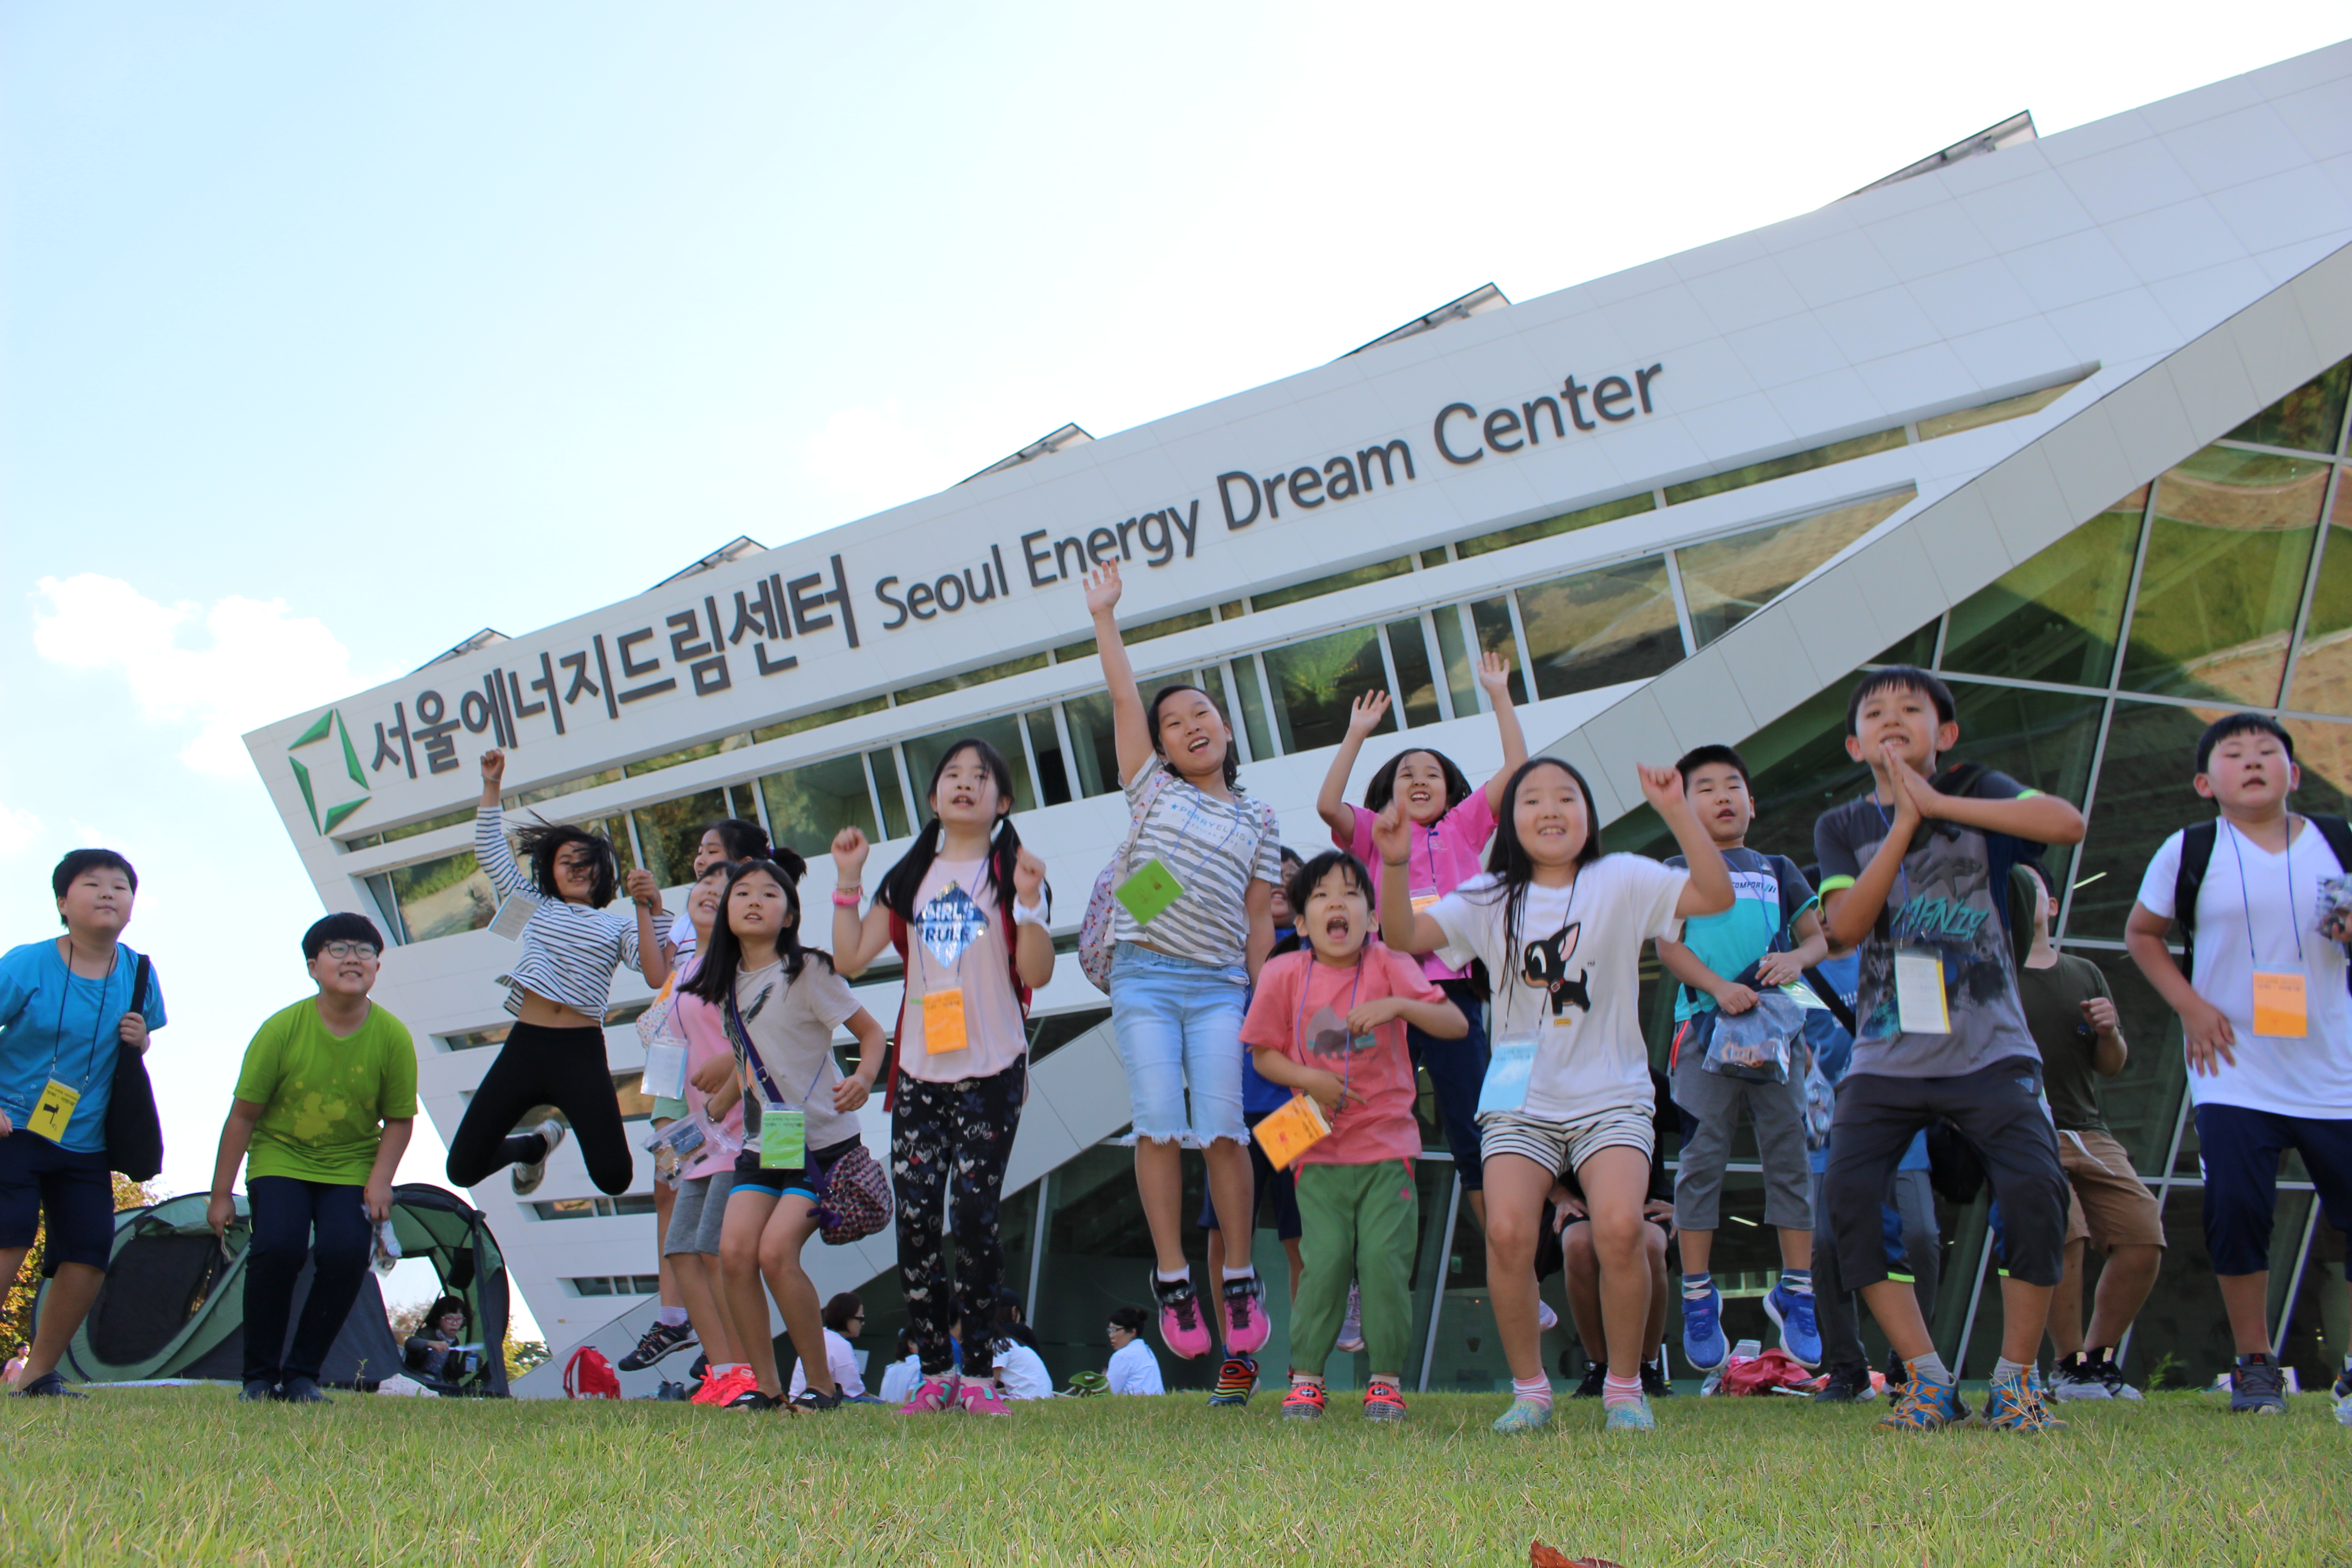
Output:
top-left (476, 805), bottom-right (642, 1018)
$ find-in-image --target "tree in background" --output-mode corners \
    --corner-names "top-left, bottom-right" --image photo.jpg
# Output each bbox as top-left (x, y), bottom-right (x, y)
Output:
top-left (2, 1176), bottom-right (157, 1347)
top-left (504, 1334), bottom-right (549, 1380)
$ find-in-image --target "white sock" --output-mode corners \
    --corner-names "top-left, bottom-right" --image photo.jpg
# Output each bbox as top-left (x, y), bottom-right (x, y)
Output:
top-left (1992, 1356), bottom-right (2032, 1386)
top-left (657, 1306), bottom-right (689, 1327)
top-left (1222, 1265), bottom-right (1256, 1284)
top-left (1156, 1266), bottom-right (1191, 1284)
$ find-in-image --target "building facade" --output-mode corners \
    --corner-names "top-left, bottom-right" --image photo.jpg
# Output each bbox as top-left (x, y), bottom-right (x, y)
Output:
top-left (253, 44), bottom-right (2352, 1393)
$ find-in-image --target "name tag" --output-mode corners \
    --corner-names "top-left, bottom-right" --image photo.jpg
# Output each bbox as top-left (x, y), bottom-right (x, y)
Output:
top-left (761, 1107), bottom-right (806, 1170)
top-left (1893, 949), bottom-right (1950, 1035)
top-left (1410, 890), bottom-right (1441, 916)
top-left (2252, 970), bottom-right (2308, 1038)
top-left (640, 1041), bottom-right (688, 1100)
top-left (922, 988), bottom-right (968, 1054)
top-left (1251, 1094), bottom-right (1331, 1171)
top-left (1114, 858), bottom-right (1184, 925)
top-left (489, 895), bottom-right (535, 941)
top-left (1478, 1037), bottom-right (1537, 1116)
top-left (25, 1080), bottom-right (79, 1142)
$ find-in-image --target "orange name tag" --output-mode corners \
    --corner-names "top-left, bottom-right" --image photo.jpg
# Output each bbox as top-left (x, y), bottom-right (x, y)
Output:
top-left (921, 987), bottom-right (968, 1054)
top-left (1410, 892), bottom-right (1441, 916)
top-left (1252, 1094), bottom-right (1331, 1171)
top-left (2252, 971), bottom-right (2308, 1038)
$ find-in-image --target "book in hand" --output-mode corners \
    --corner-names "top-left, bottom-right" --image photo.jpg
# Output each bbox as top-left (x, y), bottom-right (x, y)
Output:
top-left (1252, 1093), bottom-right (1331, 1171)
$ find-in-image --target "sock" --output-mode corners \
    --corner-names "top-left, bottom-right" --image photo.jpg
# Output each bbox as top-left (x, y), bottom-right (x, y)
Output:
top-left (657, 1306), bottom-right (689, 1327)
top-left (1992, 1356), bottom-right (2030, 1386)
top-left (1511, 1373), bottom-right (1553, 1409)
top-left (1602, 1372), bottom-right (1643, 1408)
top-left (1908, 1352), bottom-right (1954, 1387)
top-left (1779, 1267), bottom-right (1813, 1297)
top-left (1681, 1271), bottom-right (1713, 1298)
top-left (1290, 1372), bottom-right (1324, 1390)
top-left (1222, 1265), bottom-right (1257, 1284)
top-left (1156, 1266), bottom-right (1191, 1285)
top-left (1367, 1374), bottom-right (1400, 1392)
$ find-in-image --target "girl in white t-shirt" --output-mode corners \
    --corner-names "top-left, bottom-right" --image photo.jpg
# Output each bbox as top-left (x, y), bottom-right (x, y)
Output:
top-left (831, 737), bottom-right (1054, 1418)
top-left (1377, 756), bottom-right (1730, 1435)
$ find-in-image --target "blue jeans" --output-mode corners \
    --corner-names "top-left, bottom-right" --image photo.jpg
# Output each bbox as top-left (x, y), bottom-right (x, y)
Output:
top-left (1108, 941), bottom-right (1248, 1146)
top-left (243, 1176), bottom-right (373, 1387)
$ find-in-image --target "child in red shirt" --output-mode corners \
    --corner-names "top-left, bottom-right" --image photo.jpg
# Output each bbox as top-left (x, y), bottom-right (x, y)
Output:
top-left (1243, 851), bottom-right (1465, 1422)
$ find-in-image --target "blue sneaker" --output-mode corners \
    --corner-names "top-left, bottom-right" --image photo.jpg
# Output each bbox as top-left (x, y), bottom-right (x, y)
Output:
top-left (1680, 1282), bottom-right (1726, 1372)
top-left (1603, 1395), bottom-right (1656, 1432)
top-left (1491, 1396), bottom-right (1553, 1433)
top-left (1876, 1374), bottom-right (1966, 1432)
top-left (1763, 1282), bottom-right (1822, 1369)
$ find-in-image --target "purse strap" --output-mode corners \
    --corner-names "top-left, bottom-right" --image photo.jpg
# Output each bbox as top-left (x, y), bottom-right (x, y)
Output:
top-left (722, 983), bottom-right (788, 1107)
top-left (1112, 765), bottom-right (1170, 881)
top-left (128, 954), bottom-right (151, 1019)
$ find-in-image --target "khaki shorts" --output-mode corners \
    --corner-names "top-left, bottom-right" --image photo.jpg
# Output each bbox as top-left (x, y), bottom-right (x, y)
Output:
top-left (2058, 1128), bottom-right (2165, 1250)
top-left (1480, 1104), bottom-right (1654, 1178)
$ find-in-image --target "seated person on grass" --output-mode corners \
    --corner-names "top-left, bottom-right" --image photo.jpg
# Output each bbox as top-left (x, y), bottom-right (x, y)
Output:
top-left (1555, 1068), bottom-right (1677, 1400)
top-left (1105, 1306), bottom-right (1165, 1395)
top-left (404, 1295), bottom-right (480, 1385)
top-left (208, 913), bottom-right (416, 1404)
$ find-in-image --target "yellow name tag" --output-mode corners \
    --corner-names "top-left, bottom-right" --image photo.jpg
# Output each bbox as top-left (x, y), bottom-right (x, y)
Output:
top-left (2252, 970), bottom-right (2308, 1037)
top-left (921, 987), bottom-right (968, 1054)
top-left (1251, 1093), bottom-right (1331, 1171)
top-left (26, 1080), bottom-right (80, 1142)
top-left (1410, 892), bottom-right (1441, 916)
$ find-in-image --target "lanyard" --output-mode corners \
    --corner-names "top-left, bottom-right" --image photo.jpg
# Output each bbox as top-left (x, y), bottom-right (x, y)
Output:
top-left (1512, 868), bottom-right (1583, 1030)
top-left (730, 968), bottom-right (832, 1111)
top-left (1297, 955), bottom-right (1368, 1109)
top-left (2222, 818), bottom-right (2305, 967)
top-left (50, 941), bottom-right (119, 1094)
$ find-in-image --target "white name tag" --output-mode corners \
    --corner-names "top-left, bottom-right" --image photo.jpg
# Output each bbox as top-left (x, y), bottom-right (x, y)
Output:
top-left (1478, 1037), bottom-right (1537, 1116)
top-left (489, 896), bottom-right (534, 941)
top-left (1894, 949), bottom-right (1950, 1035)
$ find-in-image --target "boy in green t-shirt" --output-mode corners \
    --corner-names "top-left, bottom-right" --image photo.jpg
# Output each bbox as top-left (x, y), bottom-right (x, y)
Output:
top-left (207, 914), bottom-right (417, 1403)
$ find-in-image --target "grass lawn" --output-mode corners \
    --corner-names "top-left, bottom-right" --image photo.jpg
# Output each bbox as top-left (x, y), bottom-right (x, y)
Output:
top-left (0, 1386), bottom-right (2345, 1565)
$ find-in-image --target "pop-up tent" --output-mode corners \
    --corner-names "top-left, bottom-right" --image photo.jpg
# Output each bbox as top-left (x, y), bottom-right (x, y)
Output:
top-left (39, 1182), bottom-right (510, 1395)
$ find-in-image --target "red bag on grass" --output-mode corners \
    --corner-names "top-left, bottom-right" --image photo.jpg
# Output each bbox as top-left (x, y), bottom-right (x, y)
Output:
top-left (1715, 1348), bottom-right (1814, 1396)
top-left (563, 1345), bottom-right (621, 1399)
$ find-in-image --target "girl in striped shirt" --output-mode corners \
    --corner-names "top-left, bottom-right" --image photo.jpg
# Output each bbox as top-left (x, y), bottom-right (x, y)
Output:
top-left (1085, 560), bottom-right (1281, 1366)
top-left (444, 748), bottom-right (669, 1198)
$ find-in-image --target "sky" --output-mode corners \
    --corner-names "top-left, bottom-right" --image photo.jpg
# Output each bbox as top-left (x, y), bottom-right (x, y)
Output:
top-left (5, 3), bottom-right (2350, 1331)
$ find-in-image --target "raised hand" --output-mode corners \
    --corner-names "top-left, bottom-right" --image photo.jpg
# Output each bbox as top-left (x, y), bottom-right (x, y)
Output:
top-left (832, 826), bottom-right (872, 882)
top-left (480, 748), bottom-right (506, 786)
top-left (1346, 691), bottom-right (1392, 739)
top-left (1475, 650), bottom-right (1513, 698)
top-left (623, 868), bottom-right (661, 909)
top-left (1014, 846), bottom-right (1047, 904)
top-left (1636, 762), bottom-right (1686, 813)
top-left (1370, 800), bottom-right (1412, 866)
top-left (1083, 560), bottom-right (1123, 617)
top-left (1882, 743), bottom-right (1944, 824)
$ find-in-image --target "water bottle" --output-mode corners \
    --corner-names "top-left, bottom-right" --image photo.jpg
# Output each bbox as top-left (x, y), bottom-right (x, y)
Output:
top-left (1730, 1338), bottom-right (1762, 1363)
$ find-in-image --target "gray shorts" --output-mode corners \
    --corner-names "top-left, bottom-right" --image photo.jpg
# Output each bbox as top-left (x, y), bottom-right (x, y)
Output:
top-left (663, 1171), bottom-right (735, 1256)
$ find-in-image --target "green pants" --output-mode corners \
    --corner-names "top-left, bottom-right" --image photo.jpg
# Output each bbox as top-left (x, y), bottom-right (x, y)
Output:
top-left (1290, 1159), bottom-right (1419, 1377)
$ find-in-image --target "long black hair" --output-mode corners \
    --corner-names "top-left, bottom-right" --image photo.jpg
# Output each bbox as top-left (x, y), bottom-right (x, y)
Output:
top-left (1362, 746), bottom-right (1474, 816)
top-left (513, 817), bottom-right (619, 907)
top-left (682, 856), bottom-right (828, 1006)
top-left (876, 737), bottom-right (1032, 921)
top-left (1475, 756), bottom-right (1605, 958)
top-left (703, 816), bottom-right (771, 862)
top-left (1147, 684), bottom-right (1241, 790)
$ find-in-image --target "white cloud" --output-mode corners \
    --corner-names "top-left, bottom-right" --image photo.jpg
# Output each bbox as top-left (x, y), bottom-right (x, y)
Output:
top-left (0, 802), bottom-right (39, 858)
top-left (32, 574), bottom-right (368, 779)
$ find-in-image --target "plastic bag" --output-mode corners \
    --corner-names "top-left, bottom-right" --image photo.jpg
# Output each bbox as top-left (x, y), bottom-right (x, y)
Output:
top-left (1704, 990), bottom-right (1802, 1083)
top-left (1796, 1037), bottom-right (1836, 1149)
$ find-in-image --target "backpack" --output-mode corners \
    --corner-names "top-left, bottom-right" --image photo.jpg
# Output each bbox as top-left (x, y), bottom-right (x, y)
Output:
top-left (104, 954), bottom-right (163, 1182)
top-left (1078, 767), bottom-right (1170, 992)
top-left (2170, 814), bottom-right (2352, 994)
top-left (563, 1345), bottom-right (621, 1399)
top-left (881, 870), bottom-right (1035, 1113)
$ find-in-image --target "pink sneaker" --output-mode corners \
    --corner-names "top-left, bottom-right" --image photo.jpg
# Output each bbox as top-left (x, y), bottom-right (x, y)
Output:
top-left (1219, 1273), bottom-right (1270, 1355)
top-left (956, 1379), bottom-right (1011, 1416)
top-left (1152, 1269), bottom-right (1213, 1359)
top-left (894, 1376), bottom-right (955, 1414)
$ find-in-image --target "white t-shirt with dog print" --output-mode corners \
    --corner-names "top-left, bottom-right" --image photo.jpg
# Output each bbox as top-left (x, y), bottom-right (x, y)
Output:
top-left (1431, 856), bottom-right (1687, 1123)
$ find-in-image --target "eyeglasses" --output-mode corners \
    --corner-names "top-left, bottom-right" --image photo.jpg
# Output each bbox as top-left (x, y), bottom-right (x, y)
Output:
top-left (320, 941), bottom-right (380, 960)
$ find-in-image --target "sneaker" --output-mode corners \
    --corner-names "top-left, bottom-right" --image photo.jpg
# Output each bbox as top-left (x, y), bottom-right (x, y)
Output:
top-left (1362, 1381), bottom-right (1408, 1423)
top-left (16, 1372), bottom-right (82, 1399)
top-left (1569, 1362), bottom-right (1607, 1399)
top-left (511, 1117), bottom-right (566, 1197)
top-left (2091, 1350), bottom-right (2143, 1402)
top-left (894, 1376), bottom-right (956, 1415)
top-left (653, 1381), bottom-right (690, 1401)
top-left (1641, 1358), bottom-right (1675, 1400)
top-left (1813, 1363), bottom-right (1870, 1403)
top-left (2230, 1353), bottom-right (2288, 1415)
top-left (618, 1318), bottom-right (697, 1372)
top-left (1680, 1281), bottom-right (1727, 1372)
top-left (1875, 1375), bottom-right (1965, 1432)
top-left (1207, 1354), bottom-right (1258, 1408)
top-left (954, 1380), bottom-right (1009, 1416)
top-left (1336, 1283), bottom-right (1365, 1353)
top-left (1981, 1372), bottom-right (2067, 1433)
top-left (2048, 1352), bottom-right (2112, 1402)
top-left (691, 1367), bottom-right (758, 1408)
top-left (793, 1387), bottom-right (847, 1413)
top-left (1281, 1381), bottom-right (1327, 1422)
top-left (238, 1378), bottom-right (278, 1402)
top-left (2332, 1357), bottom-right (2351, 1401)
top-left (1762, 1282), bottom-right (1822, 1368)
top-left (1536, 1299), bottom-right (1559, 1333)
top-left (1491, 1396), bottom-right (1553, 1433)
top-left (724, 1387), bottom-right (782, 1411)
top-left (1603, 1394), bottom-right (1656, 1432)
top-left (279, 1376), bottom-right (330, 1405)
top-left (1152, 1270), bottom-right (1213, 1360)
top-left (1218, 1274), bottom-right (1270, 1356)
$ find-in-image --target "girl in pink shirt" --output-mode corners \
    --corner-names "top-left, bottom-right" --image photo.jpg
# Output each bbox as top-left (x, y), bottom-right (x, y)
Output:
top-left (1313, 650), bottom-right (1528, 1226)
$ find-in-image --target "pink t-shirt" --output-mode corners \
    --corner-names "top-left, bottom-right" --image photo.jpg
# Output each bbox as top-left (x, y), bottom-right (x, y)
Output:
top-left (669, 959), bottom-right (747, 1182)
top-left (1341, 789), bottom-right (1498, 981)
top-left (1240, 946), bottom-right (1444, 1166)
top-left (895, 858), bottom-right (1027, 1083)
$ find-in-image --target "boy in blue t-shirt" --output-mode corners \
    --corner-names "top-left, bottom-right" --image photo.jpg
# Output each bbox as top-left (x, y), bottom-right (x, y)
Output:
top-left (1656, 745), bottom-right (1830, 1374)
top-left (1814, 667), bottom-right (2081, 1434)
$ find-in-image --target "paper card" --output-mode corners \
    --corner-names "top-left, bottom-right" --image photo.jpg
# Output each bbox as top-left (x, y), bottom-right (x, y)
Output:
top-left (2253, 970), bottom-right (2308, 1038)
top-left (641, 1041), bottom-right (688, 1101)
top-left (922, 987), bottom-right (968, 1053)
top-left (1251, 1094), bottom-right (1331, 1171)
top-left (489, 895), bottom-right (535, 941)
top-left (1477, 1037), bottom-right (1538, 1117)
top-left (1114, 858), bottom-right (1184, 926)
top-left (1893, 949), bottom-right (1950, 1035)
top-left (761, 1108), bottom-right (806, 1170)
top-left (25, 1080), bottom-right (79, 1142)
top-left (1410, 891), bottom-right (1441, 916)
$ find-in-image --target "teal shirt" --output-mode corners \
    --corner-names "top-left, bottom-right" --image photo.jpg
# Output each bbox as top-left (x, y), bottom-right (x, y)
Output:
top-left (0, 940), bottom-right (166, 1153)
top-left (1666, 848), bottom-right (1816, 1022)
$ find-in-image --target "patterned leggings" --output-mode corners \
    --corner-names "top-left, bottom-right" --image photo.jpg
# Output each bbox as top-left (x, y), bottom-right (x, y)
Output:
top-left (892, 1060), bottom-right (1026, 1379)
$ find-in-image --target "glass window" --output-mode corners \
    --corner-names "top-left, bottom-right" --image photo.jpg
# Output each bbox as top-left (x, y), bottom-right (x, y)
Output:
top-left (1514, 559), bottom-right (1680, 702)
top-left (1261, 627), bottom-right (1393, 754)
top-left (1054, 608), bottom-right (1215, 665)
top-left (2287, 473), bottom-right (2352, 716)
top-left (1027, 1006), bottom-right (1109, 1063)
top-left (1230, 661), bottom-right (1277, 764)
top-left (2226, 356), bottom-right (2350, 455)
top-left (1661, 427), bottom-right (1906, 506)
top-left (1455, 492), bottom-right (1656, 560)
top-left (435, 1024), bottom-right (510, 1053)
top-left (759, 755), bottom-right (878, 861)
top-left (869, 750), bottom-right (912, 838)
top-left (1024, 710), bottom-right (1072, 805)
top-left (1432, 605), bottom-right (1478, 719)
top-left (1386, 618), bottom-right (1443, 727)
top-left (382, 850), bottom-right (498, 944)
top-left (1250, 557), bottom-right (1414, 614)
top-left (1874, 619), bottom-right (1940, 667)
top-left (1915, 376), bottom-right (2087, 441)
top-left (1944, 682), bottom-right (2105, 892)
top-left (2118, 446), bottom-right (2330, 705)
top-left (632, 784), bottom-right (758, 887)
top-left (894, 652), bottom-right (1049, 706)
top-left (1466, 598), bottom-right (1529, 705)
top-left (1944, 488), bottom-right (2146, 688)
top-left (1677, 492), bottom-right (1915, 649)
top-left (346, 803), bottom-right (475, 850)
top-left (612, 1070), bottom-right (655, 1122)
top-left (904, 716), bottom-right (1039, 816)
top-left (750, 695), bottom-right (887, 745)
top-left (576, 814), bottom-right (640, 876)
top-left (622, 733), bottom-right (752, 779)
top-left (508, 767), bottom-right (625, 810)
top-left (2065, 699), bottom-right (2207, 939)
top-left (1061, 691), bottom-right (1126, 798)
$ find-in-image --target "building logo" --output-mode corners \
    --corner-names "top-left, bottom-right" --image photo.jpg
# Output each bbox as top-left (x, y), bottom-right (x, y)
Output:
top-left (289, 708), bottom-right (370, 834)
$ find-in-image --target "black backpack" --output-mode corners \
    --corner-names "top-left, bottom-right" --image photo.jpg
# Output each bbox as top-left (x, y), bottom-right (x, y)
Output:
top-left (103, 955), bottom-right (163, 1182)
top-left (2170, 815), bottom-right (2352, 994)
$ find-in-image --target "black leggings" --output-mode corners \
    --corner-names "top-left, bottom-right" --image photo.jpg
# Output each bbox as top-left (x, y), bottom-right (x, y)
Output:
top-left (446, 1021), bottom-right (633, 1196)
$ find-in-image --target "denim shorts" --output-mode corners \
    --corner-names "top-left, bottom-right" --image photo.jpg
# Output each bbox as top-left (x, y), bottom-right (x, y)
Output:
top-left (1108, 941), bottom-right (1249, 1147)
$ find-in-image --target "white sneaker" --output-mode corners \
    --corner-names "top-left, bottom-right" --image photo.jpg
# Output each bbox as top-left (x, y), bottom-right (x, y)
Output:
top-left (1537, 1299), bottom-right (1559, 1333)
top-left (512, 1118), bottom-right (566, 1196)
top-left (1336, 1283), bottom-right (1364, 1353)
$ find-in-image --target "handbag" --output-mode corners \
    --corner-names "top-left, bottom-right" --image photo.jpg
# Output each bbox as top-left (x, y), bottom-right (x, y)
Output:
top-left (104, 955), bottom-right (163, 1182)
top-left (1077, 766), bottom-right (1170, 993)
